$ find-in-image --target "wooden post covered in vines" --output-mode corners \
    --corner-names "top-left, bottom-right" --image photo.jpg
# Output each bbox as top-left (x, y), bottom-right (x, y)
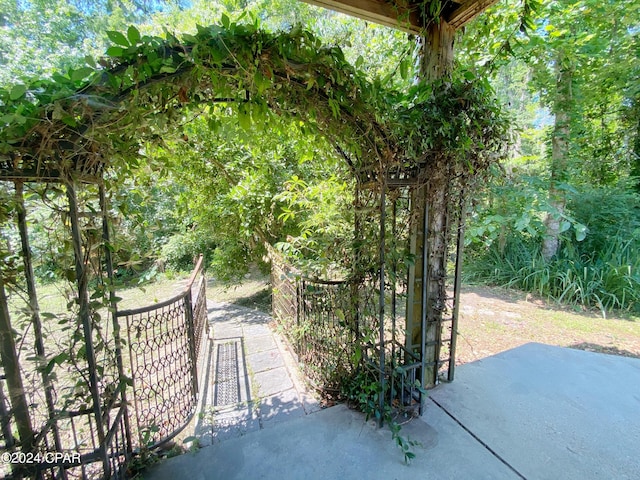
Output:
top-left (403, 2), bottom-right (498, 389)
top-left (405, 18), bottom-right (456, 390)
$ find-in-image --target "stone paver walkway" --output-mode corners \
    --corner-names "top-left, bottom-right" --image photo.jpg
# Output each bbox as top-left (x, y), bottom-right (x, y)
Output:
top-left (192, 301), bottom-right (321, 446)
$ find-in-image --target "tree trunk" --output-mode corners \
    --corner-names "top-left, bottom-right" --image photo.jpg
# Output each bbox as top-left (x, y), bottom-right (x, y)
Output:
top-left (631, 101), bottom-right (640, 192)
top-left (542, 51), bottom-right (572, 261)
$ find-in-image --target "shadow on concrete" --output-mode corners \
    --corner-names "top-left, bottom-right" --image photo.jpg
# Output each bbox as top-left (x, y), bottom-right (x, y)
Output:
top-left (231, 287), bottom-right (272, 313)
top-left (191, 301), bottom-right (318, 450)
top-left (569, 342), bottom-right (640, 359)
top-left (208, 301), bottom-right (272, 325)
top-left (191, 335), bottom-right (312, 446)
top-left (192, 334), bottom-right (257, 446)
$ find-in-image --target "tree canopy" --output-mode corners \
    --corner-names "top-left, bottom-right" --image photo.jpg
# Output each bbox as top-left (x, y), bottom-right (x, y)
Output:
top-left (0, 10), bottom-right (509, 282)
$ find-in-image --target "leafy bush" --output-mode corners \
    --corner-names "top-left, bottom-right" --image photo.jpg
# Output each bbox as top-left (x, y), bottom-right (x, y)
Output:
top-left (465, 235), bottom-right (640, 314)
top-left (568, 186), bottom-right (640, 257)
top-left (160, 231), bottom-right (217, 272)
top-left (208, 240), bottom-right (252, 283)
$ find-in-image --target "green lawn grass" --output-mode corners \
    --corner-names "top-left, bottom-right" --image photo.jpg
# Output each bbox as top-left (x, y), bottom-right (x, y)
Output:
top-left (14, 272), bottom-right (192, 318)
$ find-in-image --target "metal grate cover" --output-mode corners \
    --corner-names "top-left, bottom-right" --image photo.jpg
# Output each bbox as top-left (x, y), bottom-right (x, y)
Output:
top-left (214, 341), bottom-right (240, 406)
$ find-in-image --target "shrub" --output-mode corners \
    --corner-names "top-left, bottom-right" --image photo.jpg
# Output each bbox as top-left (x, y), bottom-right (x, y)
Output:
top-left (160, 231), bottom-right (216, 272)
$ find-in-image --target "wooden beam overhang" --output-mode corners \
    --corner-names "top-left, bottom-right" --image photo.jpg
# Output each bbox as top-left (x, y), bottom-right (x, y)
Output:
top-left (300, 0), bottom-right (422, 33)
top-left (446, 0), bottom-right (500, 29)
top-left (300, 0), bottom-right (499, 33)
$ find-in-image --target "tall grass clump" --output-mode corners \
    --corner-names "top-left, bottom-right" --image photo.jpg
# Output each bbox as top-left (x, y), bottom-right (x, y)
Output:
top-left (465, 185), bottom-right (640, 316)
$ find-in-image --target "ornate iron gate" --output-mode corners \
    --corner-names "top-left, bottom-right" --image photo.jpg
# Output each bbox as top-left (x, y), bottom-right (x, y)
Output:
top-left (270, 175), bottom-right (467, 422)
top-left (0, 181), bottom-right (135, 479)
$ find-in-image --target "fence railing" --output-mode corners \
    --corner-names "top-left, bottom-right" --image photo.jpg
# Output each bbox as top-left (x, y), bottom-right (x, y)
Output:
top-left (1, 373), bottom-right (131, 480)
top-left (29, 403), bottom-right (130, 479)
top-left (270, 249), bottom-right (425, 413)
top-left (0, 256), bottom-right (209, 479)
top-left (271, 253), bottom-right (353, 391)
top-left (117, 255), bottom-right (208, 449)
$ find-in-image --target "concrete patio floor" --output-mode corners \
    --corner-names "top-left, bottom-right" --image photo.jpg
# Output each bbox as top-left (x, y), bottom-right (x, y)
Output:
top-left (144, 341), bottom-right (640, 480)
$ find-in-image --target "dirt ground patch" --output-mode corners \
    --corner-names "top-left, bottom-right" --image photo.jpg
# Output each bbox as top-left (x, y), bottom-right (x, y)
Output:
top-left (456, 285), bottom-right (640, 364)
top-left (207, 271), bottom-right (640, 364)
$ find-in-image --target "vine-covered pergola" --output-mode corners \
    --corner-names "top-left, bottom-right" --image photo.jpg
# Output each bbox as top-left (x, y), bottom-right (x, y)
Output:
top-left (0, 1), bottom-right (506, 477)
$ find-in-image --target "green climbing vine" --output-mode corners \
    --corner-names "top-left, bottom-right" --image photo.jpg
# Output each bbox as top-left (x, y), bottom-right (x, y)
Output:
top-left (0, 15), bottom-right (508, 188)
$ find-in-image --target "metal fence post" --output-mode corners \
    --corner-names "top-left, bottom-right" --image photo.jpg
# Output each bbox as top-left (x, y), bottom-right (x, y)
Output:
top-left (66, 180), bottom-right (110, 476)
top-left (0, 273), bottom-right (34, 473)
top-left (100, 183), bottom-right (133, 455)
top-left (448, 192), bottom-right (467, 382)
top-left (15, 181), bottom-right (63, 458)
top-left (378, 185), bottom-right (386, 427)
top-left (185, 291), bottom-right (199, 397)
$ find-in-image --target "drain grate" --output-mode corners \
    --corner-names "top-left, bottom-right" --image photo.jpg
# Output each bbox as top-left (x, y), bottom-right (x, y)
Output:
top-left (214, 341), bottom-right (240, 406)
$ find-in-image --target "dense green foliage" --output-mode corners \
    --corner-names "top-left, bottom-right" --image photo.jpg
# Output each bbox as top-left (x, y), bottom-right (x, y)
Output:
top-left (0, 1), bottom-right (426, 287)
top-left (1, 0), bottom-right (637, 313)
top-left (0, 17), bottom-right (379, 277)
top-left (147, 113), bottom-right (353, 280)
top-left (0, 0), bottom-right (187, 84)
top-left (459, 0), bottom-right (640, 314)
top-left (0, 6), bottom-right (509, 287)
